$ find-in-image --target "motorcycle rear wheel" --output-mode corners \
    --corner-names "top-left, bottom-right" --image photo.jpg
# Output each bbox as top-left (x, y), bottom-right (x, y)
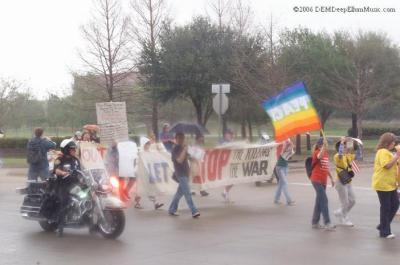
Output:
top-left (39, 220), bottom-right (58, 232)
top-left (98, 210), bottom-right (125, 239)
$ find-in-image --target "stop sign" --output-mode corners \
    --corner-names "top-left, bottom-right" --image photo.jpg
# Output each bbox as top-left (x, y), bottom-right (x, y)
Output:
top-left (213, 93), bottom-right (229, 115)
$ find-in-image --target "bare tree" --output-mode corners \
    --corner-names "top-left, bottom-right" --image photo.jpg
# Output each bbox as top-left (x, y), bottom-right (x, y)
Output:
top-left (130, 0), bottom-right (169, 139)
top-left (229, 0), bottom-right (253, 36)
top-left (79, 0), bottom-right (134, 101)
top-left (208, 0), bottom-right (232, 30)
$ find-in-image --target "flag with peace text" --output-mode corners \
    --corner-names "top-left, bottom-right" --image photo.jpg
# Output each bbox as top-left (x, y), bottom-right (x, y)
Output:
top-left (262, 81), bottom-right (321, 142)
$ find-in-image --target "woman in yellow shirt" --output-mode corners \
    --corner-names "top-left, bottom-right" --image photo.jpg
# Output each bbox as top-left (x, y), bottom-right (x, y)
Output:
top-left (333, 137), bottom-right (361, 227)
top-left (372, 132), bottom-right (400, 239)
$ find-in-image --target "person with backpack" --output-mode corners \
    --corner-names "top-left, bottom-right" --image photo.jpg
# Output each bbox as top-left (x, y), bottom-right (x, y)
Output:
top-left (310, 137), bottom-right (336, 231)
top-left (372, 132), bottom-right (400, 239)
top-left (333, 137), bottom-right (362, 227)
top-left (27, 127), bottom-right (56, 181)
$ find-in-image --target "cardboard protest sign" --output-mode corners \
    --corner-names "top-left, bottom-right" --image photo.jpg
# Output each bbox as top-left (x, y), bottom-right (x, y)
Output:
top-left (117, 141), bottom-right (138, 178)
top-left (79, 142), bottom-right (106, 170)
top-left (96, 102), bottom-right (129, 145)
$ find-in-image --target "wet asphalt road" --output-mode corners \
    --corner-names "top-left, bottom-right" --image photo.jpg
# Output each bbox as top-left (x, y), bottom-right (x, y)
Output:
top-left (1, 165), bottom-right (400, 265)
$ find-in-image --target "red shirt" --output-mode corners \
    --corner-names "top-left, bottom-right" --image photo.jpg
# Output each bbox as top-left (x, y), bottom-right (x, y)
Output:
top-left (310, 148), bottom-right (330, 185)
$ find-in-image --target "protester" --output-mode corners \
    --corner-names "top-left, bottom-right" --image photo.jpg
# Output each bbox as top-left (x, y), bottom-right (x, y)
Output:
top-left (117, 140), bottom-right (141, 207)
top-left (333, 137), bottom-right (362, 226)
top-left (189, 134), bottom-right (209, 197)
top-left (220, 129), bottom-right (234, 202)
top-left (149, 132), bottom-right (168, 152)
top-left (372, 132), bottom-right (400, 239)
top-left (81, 131), bottom-right (92, 142)
top-left (310, 137), bottom-right (336, 231)
top-left (27, 127), bottom-right (57, 180)
top-left (139, 136), bottom-right (164, 210)
top-left (73, 131), bottom-right (82, 142)
top-left (274, 139), bottom-right (295, 206)
top-left (160, 123), bottom-right (174, 152)
top-left (168, 132), bottom-right (200, 218)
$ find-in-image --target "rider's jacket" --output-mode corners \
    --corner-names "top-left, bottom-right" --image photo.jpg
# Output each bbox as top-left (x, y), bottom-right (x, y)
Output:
top-left (54, 154), bottom-right (81, 178)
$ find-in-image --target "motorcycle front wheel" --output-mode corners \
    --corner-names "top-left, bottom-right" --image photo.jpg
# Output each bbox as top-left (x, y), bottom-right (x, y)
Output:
top-left (98, 210), bottom-right (125, 239)
top-left (39, 220), bottom-right (58, 232)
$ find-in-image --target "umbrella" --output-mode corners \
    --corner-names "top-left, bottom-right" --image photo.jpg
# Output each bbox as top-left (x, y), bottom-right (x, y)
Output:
top-left (83, 124), bottom-right (100, 132)
top-left (169, 122), bottom-right (209, 136)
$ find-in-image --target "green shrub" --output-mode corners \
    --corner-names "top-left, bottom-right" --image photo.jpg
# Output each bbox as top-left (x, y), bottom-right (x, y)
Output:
top-left (348, 127), bottom-right (400, 138)
top-left (0, 136), bottom-right (71, 149)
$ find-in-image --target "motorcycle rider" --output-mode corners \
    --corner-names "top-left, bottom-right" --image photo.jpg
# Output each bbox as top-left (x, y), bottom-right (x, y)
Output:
top-left (54, 139), bottom-right (81, 237)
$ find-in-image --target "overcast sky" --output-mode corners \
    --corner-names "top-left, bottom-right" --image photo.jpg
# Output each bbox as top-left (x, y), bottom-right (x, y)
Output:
top-left (0, 0), bottom-right (399, 99)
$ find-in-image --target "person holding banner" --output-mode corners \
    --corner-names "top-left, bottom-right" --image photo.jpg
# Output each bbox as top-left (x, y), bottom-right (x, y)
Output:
top-left (168, 132), bottom-right (200, 218)
top-left (310, 137), bottom-right (336, 231)
top-left (139, 137), bottom-right (164, 210)
top-left (220, 129), bottom-right (235, 202)
top-left (274, 139), bottom-right (295, 206)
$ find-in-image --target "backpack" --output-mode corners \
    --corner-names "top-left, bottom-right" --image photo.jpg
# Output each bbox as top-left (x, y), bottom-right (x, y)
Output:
top-left (27, 139), bottom-right (44, 164)
top-left (305, 156), bottom-right (317, 178)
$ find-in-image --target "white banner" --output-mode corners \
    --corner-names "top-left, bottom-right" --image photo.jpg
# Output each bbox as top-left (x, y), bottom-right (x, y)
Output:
top-left (191, 143), bottom-right (278, 190)
top-left (136, 150), bottom-right (177, 196)
top-left (135, 143), bottom-right (278, 195)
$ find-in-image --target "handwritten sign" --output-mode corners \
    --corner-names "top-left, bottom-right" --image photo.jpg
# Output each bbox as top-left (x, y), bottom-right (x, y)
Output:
top-left (96, 102), bottom-right (129, 145)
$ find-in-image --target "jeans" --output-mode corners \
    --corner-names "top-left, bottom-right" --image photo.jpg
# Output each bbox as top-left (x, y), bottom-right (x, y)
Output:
top-left (28, 164), bottom-right (50, 181)
top-left (169, 176), bottom-right (199, 215)
top-left (312, 181), bottom-right (331, 225)
top-left (335, 181), bottom-right (356, 218)
top-left (274, 166), bottom-right (292, 203)
top-left (377, 190), bottom-right (399, 237)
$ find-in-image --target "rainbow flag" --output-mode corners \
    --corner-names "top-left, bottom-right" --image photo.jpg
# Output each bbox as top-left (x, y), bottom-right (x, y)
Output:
top-left (262, 81), bottom-right (321, 142)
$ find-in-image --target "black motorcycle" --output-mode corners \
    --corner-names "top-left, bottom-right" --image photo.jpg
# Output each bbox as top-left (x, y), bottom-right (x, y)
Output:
top-left (17, 169), bottom-right (126, 239)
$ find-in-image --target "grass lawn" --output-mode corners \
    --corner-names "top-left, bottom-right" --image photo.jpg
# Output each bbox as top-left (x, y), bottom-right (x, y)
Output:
top-left (0, 157), bottom-right (27, 168)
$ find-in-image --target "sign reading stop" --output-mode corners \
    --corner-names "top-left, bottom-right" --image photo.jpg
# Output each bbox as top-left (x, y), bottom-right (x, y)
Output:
top-left (212, 83), bottom-right (230, 116)
top-left (213, 93), bottom-right (228, 115)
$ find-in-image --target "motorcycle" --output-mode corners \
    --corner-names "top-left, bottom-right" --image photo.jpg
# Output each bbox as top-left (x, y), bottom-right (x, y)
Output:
top-left (16, 168), bottom-right (126, 239)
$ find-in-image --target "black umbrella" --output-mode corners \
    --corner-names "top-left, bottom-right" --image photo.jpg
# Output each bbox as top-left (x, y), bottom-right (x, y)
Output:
top-left (169, 122), bottom-right (209, 136)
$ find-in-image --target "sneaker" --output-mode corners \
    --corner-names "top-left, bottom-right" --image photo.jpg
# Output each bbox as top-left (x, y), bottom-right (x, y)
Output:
top-left (334, 210), bottom-right (345, 224)
top-left (169, 212), bottom-right (179, 216)
top-left (192, 212), bottom-right (200, 218)
top-left (57, 226), bottom-right (64, 237)
top-left (274, 200), bottom-right (282, 205)
top-left (385, 234), bottom-right (396, 239)
top-left (334, 209), bottom-right (343, 218)
top-left (200, 190), bottom-right (209, 197)
top-left (134, 203), bottom-right (144, 209)
top-left (312, 223), bottom-right (323, 229)
top-left (342, 216), bottom-right (354, 227)
top-left (287, 201), bottom-right (296, 206)
top-left (324, 223), bottom-right (336, 231)
top-left (154, 202), bottom-right (164, 210)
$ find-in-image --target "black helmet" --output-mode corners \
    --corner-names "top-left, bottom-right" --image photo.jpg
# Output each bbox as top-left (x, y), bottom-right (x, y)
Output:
top-left (60, 139), bottom-right (77, 155)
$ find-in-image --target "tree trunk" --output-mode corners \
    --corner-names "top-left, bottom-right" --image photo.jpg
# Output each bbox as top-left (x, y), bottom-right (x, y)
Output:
top-left (356, 114), bottom-right (363, 139)
top-left (296, 134), bottom-right (301, 155)
top-left (222, 115), bottom-right (228, 136)
top-left (247, 118), bottom-right (253, 142)
top-left (152, 98), bottom-right (159, 141)
top-left (351, 113), bottom-right (358, 138)
top-left (241, 118), bottom-right (247, 139)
